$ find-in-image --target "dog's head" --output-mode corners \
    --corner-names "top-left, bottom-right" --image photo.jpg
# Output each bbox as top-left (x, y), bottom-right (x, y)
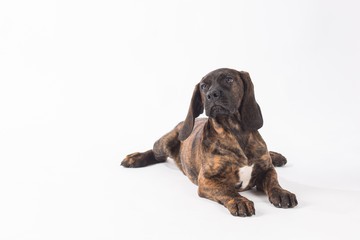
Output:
top-left (178, 68), bottom-right (263, 141)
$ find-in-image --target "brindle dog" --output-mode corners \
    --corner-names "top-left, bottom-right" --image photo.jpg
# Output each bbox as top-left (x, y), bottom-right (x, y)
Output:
top-left (121, 68), bottom-right (297, 217)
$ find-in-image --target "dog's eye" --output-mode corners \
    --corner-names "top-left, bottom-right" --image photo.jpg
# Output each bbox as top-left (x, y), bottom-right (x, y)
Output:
top-left (225, 77), bottom-right (233, 84)
top-left (200, 83), bottom-right (208, 90)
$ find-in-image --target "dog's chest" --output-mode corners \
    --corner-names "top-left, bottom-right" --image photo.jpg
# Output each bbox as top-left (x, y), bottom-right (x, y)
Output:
top-left (237, 164), bottom-right (254, 190)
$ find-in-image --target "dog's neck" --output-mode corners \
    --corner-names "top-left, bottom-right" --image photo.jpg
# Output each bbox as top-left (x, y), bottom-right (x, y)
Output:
top-left (206, 113), bottom-right (250, 148)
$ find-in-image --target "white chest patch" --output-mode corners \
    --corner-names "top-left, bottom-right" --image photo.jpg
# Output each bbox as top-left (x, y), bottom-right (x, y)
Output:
top-left (238, 164), bottom-right (254, 190)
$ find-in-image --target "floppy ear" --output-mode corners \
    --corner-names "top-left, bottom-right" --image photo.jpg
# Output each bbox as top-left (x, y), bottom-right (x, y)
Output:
top-left (178, 84), bottom-right (204, 141)
top-left (239, 71), bottom-right (263, 131)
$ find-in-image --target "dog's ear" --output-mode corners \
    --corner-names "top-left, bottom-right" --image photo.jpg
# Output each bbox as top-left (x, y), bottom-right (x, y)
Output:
top-left (238, 71), bottom-right (263, 131)
top-left (178, 84), bottom-right (204, 141)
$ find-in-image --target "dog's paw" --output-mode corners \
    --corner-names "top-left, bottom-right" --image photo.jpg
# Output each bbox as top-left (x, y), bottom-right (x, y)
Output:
top-left (121, 150), bottom-right (164, 168)
top-left (269, 188), bottom-right (298, 208)
top-left (225, 197), bottom-right (255, 217)
top-left (121, 152), bottom-right (144, 168)
top-left (269, 151), bottom-right (287, 167)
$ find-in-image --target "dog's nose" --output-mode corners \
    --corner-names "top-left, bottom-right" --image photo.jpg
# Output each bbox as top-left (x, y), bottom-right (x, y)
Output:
top-left (206, 90), bottom-right (221, 101)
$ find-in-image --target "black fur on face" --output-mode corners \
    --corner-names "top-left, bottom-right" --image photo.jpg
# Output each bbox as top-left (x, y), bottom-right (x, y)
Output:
top-left (178, 68), bottom-right (263, 141)
top-left (199, 68), bottom-right (244, 118)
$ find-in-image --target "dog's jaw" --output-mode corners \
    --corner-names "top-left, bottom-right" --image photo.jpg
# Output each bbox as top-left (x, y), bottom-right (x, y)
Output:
top-left (208, 105), bottom-right (230, 118)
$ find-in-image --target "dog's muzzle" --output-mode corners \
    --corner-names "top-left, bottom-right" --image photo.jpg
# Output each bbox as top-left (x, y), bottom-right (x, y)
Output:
top-left (209, 105), bottom-right (230, 118)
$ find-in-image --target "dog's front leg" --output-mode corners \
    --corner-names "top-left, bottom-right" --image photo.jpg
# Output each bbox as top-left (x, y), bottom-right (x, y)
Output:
top-left (257, 167), bottom-right (298, 208)
top-left (197, 175), bottom-right (255, 217)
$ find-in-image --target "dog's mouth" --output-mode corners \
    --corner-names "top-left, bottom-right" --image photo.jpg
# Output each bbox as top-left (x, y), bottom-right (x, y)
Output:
top-left (209, 105), bottom-right (230, 118)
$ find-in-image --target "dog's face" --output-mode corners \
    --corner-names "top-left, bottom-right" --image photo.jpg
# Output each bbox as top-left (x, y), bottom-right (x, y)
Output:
top-left (199, 68), bottom-right (244, 118)
top-left (178, 68), bottom-right (263, 141)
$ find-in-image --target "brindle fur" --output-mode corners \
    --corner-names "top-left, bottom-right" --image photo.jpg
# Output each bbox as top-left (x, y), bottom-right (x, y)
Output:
top-left (121, 68), bottom-right (297, 217)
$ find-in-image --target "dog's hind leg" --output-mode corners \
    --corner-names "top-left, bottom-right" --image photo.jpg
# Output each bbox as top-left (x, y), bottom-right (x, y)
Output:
top-left (269, 151), bottom-right (287, 167)
top-left (121, 127), bottom-right (181, 169)
top-left (121, 150), bottom-right (165, 168)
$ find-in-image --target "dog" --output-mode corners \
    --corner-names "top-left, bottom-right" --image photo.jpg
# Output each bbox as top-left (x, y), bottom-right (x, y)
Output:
top-left (121, 68), bottom-right (297, 216)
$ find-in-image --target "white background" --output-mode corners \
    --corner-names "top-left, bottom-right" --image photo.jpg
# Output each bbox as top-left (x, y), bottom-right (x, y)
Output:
top-left (1, 0), bottom-right (360, 239)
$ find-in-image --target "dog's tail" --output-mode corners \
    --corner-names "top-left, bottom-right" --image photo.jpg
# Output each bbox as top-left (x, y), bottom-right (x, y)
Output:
top-left (269, 151), bottom-right (287, 167)
top-left (121, 150), bottom-right (166, 168)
